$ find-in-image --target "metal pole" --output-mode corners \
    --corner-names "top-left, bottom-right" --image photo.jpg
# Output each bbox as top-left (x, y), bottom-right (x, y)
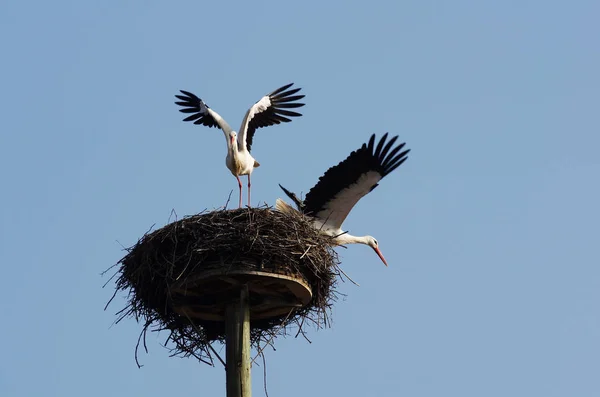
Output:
top-left (226, 285), bottom-right (251, 397)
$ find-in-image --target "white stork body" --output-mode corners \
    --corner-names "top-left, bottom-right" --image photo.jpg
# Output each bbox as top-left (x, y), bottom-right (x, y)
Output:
top-left (276, 133), bottom-right (410, 266)
top-left (175, 83), bottom-right (305, 208)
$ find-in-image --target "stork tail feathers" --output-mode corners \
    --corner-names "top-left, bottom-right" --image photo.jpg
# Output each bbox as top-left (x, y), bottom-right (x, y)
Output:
top-left (275, 198), bottom-right (297, 215)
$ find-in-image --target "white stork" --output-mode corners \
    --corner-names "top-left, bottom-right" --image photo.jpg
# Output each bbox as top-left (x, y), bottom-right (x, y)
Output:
top-left (276, 133), bottom-right (410, 266)
top-left (175, 83), bottom-right (305, 208)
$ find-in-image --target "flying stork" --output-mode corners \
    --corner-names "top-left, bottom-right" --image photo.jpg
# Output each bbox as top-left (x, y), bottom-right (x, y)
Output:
top-left (175, 83), bottom-right (305, 208)
top-left (276, 133), bottom-right (410, 266)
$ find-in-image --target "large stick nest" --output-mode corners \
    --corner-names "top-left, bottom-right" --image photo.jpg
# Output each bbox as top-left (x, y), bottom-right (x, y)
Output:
top-left (106, 206), bottom-right (340, 366)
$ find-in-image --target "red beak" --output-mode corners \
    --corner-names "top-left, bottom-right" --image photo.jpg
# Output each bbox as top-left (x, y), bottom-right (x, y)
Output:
top-left (373, 246), bottom-right (388, 266)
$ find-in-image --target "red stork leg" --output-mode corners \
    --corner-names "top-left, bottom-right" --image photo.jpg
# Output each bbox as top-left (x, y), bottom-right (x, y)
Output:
top-left (247, 174), bottom-right (252, 208)
top-left (236, 175), bottom-right (243, 209)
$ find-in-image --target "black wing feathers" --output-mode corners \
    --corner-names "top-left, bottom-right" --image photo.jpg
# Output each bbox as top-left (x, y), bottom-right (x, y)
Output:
top-left (246, 83), bottom-right (305, 151)
top-left (174, 90), bottom-right (220, 128)
top-left (269, 82), bottom-right (295, 96)
top-left (301, 133), bottom-right (410, 216)
top-left (278, 184), bottom-right (305, 210)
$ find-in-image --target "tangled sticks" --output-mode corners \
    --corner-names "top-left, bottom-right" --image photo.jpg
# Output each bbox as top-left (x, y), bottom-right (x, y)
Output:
top-left (106, 206), bottom-right (339, 366)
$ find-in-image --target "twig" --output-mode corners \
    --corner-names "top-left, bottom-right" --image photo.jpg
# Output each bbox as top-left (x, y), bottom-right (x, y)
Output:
top-left (332, 230), bottom-right (349, 239)
top-left (294, 316), bottom-right (306, 338)
top-left (103, 287), bottom-right (119, 310)
top-left (299, 245), bottom-right (312, 259)
top-left (262, 350), bottom-right (269, 397)
top-left (224, 190), bottom-right (233, 210)
top-left (168, 208), bottom-right (178, 223)
top-left (334, 264), bottom-right (360, 287)
top-left (134, 323), bottom-right (150, 368)
top-left (101, 268), bottom-right (120, 288)
top-left (251, 308), bottom-right (295, 365)
top-left (175, 254), bottom-right (195, 281)
top-left (182, 311), bottom-right (226, 368)
top-left (296, 324), bottom-right (312, 344)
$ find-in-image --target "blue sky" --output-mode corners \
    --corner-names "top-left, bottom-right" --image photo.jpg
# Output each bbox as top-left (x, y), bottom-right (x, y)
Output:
top-left (1, 1), bottom-right (599, 396)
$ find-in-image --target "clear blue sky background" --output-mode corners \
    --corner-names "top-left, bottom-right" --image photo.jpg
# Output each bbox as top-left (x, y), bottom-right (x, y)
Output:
top-left (1, 1), bottom-right (598, 396)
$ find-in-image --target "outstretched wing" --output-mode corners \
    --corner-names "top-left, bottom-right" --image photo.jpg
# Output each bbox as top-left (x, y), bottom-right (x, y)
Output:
top-left (239, 83), bottom-right (305, 152)
top-left (174, 90), bottom-right (233, 133)
top-left (302, 133), bottom-right (410, 230)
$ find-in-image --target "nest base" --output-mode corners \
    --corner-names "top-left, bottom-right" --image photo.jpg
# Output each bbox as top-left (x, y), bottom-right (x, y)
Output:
top-left (172, 269), bottom-right (312, 321)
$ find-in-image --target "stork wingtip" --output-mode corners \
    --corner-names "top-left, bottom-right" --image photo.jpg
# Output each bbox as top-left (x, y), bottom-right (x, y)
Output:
top-left (278, 184), bottom-right (294, 197)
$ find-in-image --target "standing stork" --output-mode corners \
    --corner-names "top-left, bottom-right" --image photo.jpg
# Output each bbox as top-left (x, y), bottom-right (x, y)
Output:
top-left (175, 83), bottom-right (305, 208)
top-left (276, 133), bottom-right (410, 266)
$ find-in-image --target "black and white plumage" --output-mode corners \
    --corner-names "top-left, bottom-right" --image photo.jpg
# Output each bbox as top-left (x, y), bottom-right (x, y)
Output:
top-left (175, 83), bottom-right (305, 208)
top-left (276, 133), bottom-right (410, 266)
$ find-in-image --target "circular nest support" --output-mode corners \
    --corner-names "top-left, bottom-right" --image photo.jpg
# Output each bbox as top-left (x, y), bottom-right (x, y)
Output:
top-left (106, 206), bottom-right (339, 366)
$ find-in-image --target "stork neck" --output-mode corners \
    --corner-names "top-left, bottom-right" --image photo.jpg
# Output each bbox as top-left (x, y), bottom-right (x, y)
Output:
top-left (335, 233), bottom-right (370, 246)
top-left (229, 138), bottom-right (239, 154)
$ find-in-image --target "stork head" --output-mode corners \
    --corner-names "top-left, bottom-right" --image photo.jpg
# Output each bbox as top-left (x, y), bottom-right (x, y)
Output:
top-left (229, 131), bottom-right (237, 147)
top-left (366, 236), bottom-right (388, 266)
